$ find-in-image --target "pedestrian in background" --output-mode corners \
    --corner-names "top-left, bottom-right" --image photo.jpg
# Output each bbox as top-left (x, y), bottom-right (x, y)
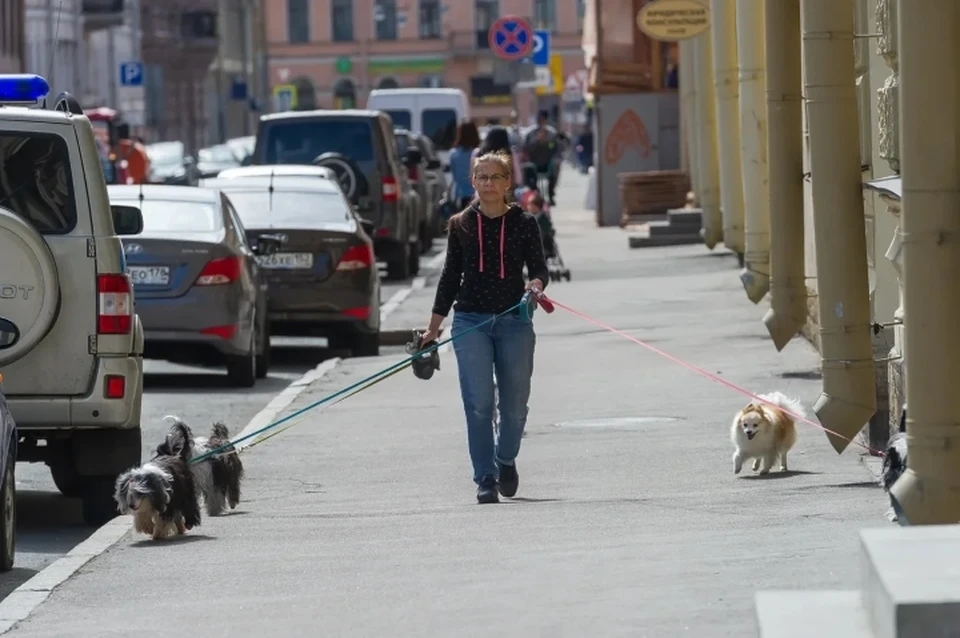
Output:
top-left (448, 121), bottom-right (481, 209)
top-left (422, 149), bottom-right (550, 504)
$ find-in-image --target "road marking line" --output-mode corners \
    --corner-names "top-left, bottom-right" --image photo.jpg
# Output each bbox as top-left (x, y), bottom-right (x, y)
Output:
top-left (379, 275), bottom-right (426, 322)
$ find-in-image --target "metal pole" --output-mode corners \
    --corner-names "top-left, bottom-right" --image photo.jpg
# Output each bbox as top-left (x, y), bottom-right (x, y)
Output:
top-left (108, 28), bottom-right (118, 107)
top-left (46, 0), bottom-right (55, 90)
top-left (240, 0), bottom-right (252, 136)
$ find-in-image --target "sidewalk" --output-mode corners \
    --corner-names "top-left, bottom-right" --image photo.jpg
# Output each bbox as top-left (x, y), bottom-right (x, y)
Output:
top-left (4, 174), bottom-right (889, 637)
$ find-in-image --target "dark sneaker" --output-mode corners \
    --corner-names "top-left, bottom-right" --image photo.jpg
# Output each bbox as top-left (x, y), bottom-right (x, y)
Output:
top-left (498, 462), bottom-right (519, 498)
top-left (477, 477), bottom-right (499, 504)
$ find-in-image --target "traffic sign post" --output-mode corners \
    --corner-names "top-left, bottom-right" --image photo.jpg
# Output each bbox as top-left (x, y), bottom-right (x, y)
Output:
top-left (119, 62), bottom-right (143, 87)
top-left (273, 84), bottom-right (297, 112)
top-left (488, 15), bottom-right (534, 61)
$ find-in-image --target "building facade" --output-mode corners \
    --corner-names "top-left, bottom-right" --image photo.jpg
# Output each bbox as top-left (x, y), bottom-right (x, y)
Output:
top-left (0, 0), bottom-right (26, 74)
top-left (264, 0), bottom-right (589, 125)
top-left (83, 0), bottom-right (146, 131)
top-left (24, 0), bottom-right (84, 97)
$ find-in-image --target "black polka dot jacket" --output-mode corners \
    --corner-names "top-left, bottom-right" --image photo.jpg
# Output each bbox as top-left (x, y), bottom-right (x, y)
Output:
top-left (432, 203), bottom-right (550, 317)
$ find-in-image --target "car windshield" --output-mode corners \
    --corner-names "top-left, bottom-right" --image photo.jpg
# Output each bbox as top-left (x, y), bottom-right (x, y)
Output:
top-left (422, 109), bottom-right (457, 150)
top-left (223, 189), bottom-right (353, 227)
top-left (261, 120), bottom-right (374, 164)
top-left (0, 132), bottom-right (77, 233)
top-left (147, 142), bottom-right (185, 167)
top-left (384, 109), bottom-right (412, 129)
top-left (112, 199), bottom-right (220, 233)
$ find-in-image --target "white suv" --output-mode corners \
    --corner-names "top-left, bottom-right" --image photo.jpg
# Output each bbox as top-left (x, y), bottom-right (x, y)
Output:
top-left (0, 75), bottom-right (145, 526)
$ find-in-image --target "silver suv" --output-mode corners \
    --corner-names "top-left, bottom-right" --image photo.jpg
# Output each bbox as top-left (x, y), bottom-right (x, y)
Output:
top-left (0, 75), bottom-right (145, 526)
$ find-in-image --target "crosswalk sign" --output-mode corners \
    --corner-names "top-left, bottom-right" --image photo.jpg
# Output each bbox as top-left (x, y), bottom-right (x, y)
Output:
top-left (273, 84), bottom-right (297, 112)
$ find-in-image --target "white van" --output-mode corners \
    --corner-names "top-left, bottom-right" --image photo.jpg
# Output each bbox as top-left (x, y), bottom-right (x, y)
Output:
top-left (365, 88), bottom-right (470, 167)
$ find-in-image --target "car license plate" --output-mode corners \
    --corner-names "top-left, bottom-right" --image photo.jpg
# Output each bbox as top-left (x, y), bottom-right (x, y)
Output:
top-left (127, 266), bottom-right (170, 285)
top-left (258, 252), bottom-right (314, 269)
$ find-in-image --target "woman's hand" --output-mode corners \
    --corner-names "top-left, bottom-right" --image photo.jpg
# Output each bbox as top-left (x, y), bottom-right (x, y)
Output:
top-left (526, 278), bottom-right (545, 292)
top-left (420, 313), bottom-right (445, 347)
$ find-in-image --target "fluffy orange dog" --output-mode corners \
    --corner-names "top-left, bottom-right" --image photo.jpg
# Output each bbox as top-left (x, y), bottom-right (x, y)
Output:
top-left (730, 391), bottom-right (804, 475)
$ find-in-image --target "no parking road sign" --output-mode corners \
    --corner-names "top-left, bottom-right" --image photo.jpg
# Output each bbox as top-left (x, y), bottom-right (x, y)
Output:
top-left (488, 15), bottom-right (534, 61)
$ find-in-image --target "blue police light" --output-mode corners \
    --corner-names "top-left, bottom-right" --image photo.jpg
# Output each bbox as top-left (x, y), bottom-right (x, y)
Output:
top-left (0, 74), bottom-right (51, 104)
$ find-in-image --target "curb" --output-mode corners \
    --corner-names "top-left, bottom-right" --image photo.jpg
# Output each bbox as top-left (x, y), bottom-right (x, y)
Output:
top-left (0, 517), bottom-right (131, 634)
top-left (0, 357), bottom-right (345, 635)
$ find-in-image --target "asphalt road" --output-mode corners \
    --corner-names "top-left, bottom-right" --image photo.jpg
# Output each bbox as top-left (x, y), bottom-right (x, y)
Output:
top-left (0, 243), bottom-right (446, 601)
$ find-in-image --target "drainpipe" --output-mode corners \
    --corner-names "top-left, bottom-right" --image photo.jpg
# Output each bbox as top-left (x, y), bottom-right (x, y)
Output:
top-left (692, 31), bottom-right (723, 248)
top-left (801, 0), bottom-right (876, 453)
top-left (678, 40), bottom-right (700, 200)
top-left (709, 0), bottom-right (745, 256)
top-left (761, 0), bottom-right (806, 351)
top-left (889, 1), bottom-right (960, 525)
top-left (735, 0), bottom-right (770, 303)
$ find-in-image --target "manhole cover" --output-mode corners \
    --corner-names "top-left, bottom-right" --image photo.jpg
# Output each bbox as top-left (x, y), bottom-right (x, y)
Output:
top-left (552, 416), bottom-right (682, 428)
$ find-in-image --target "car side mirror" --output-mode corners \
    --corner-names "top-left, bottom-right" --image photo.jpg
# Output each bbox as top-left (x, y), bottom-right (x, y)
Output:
top-left (426, 159), bottom-right (441, 170)
top-left (252, 234), bottom-right (283, 256)
top-left (111, 205), bottom-right (143, 236)
top-left (359, 218), bottom-right (375, 236)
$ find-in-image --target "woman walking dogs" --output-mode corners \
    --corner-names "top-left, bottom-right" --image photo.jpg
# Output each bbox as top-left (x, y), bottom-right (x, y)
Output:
top-left (421, 149), bottom-right (550, 504)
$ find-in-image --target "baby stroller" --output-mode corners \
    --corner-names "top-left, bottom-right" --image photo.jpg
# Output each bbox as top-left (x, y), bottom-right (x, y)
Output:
top-left (516, 179), bottom-right (572, 283)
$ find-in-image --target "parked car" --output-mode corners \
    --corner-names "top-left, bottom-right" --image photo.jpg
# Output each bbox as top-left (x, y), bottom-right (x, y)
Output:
top-left (395, 128), bottom-right (443, 253)
top-left (0, 77), bottom-right (145, 525)
top-left (106, 184), bottom-right (277, 386)
top-left (250, 109), bottom-right (421, 280)
top-left (0, 382), bottom-right (17, 572)
top-left (408, 131), bottom-right (447, 239)
top-left (145, 141), bottom-right (200, 185)
top-left (201, 175), bottom-right (382, 357)
top-left (210, 164), bottom-right (336, 184)
top-left (197, 143), bottom-right (242, 178)
top-left (226, 135), bottom-right (255, 165)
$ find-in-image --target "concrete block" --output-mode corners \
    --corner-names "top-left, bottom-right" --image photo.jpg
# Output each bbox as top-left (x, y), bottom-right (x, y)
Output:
top-left (667, 208), bottom-right (703, 227)
top-left (627, 234), bottom-right (704, 248)
top-left (647, 220), bottom-right (701, 238)
top-left (861, 525), bottom-right (960, 638)
top-left (755, 590), bottom-right (874, 638)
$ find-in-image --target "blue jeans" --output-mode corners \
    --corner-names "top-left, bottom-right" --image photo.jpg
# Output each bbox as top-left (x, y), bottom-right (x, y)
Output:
top-left (452, 310), bottom-right (536, 485)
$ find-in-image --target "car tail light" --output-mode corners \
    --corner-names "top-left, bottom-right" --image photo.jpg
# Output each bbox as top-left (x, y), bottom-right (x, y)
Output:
top-left (97, 274), bottom-right (133, 334)
top-left (342, 306), bottom-right (372, 320)
top-left (407, 166), bottom-right (419, 182)
top-left (201, 325), bottom-right (238, 340)
top-left (382, 175), bottom-right (399, 202)
top-left (104, 375), bottom-right (126, 399)
top-left (195, 256), bottom-right (241, 286)
top-left (336, 244), bottom-right (374, 271)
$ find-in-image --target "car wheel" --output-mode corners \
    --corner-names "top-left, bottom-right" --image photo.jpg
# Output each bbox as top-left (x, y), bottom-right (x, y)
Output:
top-left (227, 332), bottom-right (257, 387)
top-left (408, 241), bottom-right (421, 276)
top-left (0, 442), bottom-right (15, 572)
top-left (50, 457), bottom-right (85, 498)
top-left (255, 319), bottom-right (270, 380)
top-left (351, 332), bottom-right (380, 358)
top-left (81, 476), bottom-right (119, 527)
top-left (386, 242), bottom-right (411, 280)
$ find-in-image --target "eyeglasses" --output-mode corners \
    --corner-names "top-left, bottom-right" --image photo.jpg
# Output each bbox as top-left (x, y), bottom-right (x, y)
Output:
top-left (474, 173), bottom-right (507, 183)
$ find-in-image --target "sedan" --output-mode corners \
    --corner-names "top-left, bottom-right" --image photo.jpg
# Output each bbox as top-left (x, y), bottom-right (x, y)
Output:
top-left (145, 141), bottom-right (200, 186)
top-left (107, 185), bottom-right (278, 387)
top-left (201, 176), bottom-right (382, 358)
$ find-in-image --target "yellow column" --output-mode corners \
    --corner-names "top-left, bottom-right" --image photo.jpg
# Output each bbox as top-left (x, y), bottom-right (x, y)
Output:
top-left (709, 0), bottom-right (745, 255)
top-left (889, 0), bottom-right (960, 525)
top-left (692, 31), bottom-right (723, 248)
top-left (736, 0), bottom-right (771, 302)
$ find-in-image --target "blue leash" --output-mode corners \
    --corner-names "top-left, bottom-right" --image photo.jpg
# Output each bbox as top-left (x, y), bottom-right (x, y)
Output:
top-left (191, 294), bottom-right (541, 464)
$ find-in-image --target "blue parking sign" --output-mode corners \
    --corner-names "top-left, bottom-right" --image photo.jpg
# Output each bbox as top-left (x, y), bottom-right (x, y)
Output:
top-left (119, 62), bottom-right (143, 87)
top-left (530, 30), bottom-right (550, 66)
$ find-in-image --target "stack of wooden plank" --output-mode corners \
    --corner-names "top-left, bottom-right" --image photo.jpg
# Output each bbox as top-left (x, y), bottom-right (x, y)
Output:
top-left (618, 169), bottom-right (691, 227)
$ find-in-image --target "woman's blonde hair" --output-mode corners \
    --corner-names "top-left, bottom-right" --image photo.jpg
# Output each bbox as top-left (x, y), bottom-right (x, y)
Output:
top-left (472, 149), bottom-right (513, 179)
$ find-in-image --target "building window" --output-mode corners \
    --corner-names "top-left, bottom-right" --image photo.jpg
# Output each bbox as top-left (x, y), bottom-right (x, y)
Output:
top-left (331, 0), bottom-right (353, 42)
top-left (374, 0), bottom-right (398, 41)
top-left (287, 0), bottom-right (309, 43)
top-left (419, 0), bottom-right (442, 39)
top-left (475, 0), bottom-right (499, 31)
top-left (533, 0), bottom-right (556, 32)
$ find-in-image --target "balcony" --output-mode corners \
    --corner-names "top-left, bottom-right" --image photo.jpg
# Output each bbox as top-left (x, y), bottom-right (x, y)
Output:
top-left (82, 0), bottom-right (124, 31)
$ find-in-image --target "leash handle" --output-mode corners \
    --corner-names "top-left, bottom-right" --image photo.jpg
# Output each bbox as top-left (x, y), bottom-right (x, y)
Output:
top-left (528, 287), bottom-right (555, 313)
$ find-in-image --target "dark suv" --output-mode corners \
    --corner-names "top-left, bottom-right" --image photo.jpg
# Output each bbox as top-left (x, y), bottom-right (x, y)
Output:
top-left (251, 110), bottom-right (421, 280)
